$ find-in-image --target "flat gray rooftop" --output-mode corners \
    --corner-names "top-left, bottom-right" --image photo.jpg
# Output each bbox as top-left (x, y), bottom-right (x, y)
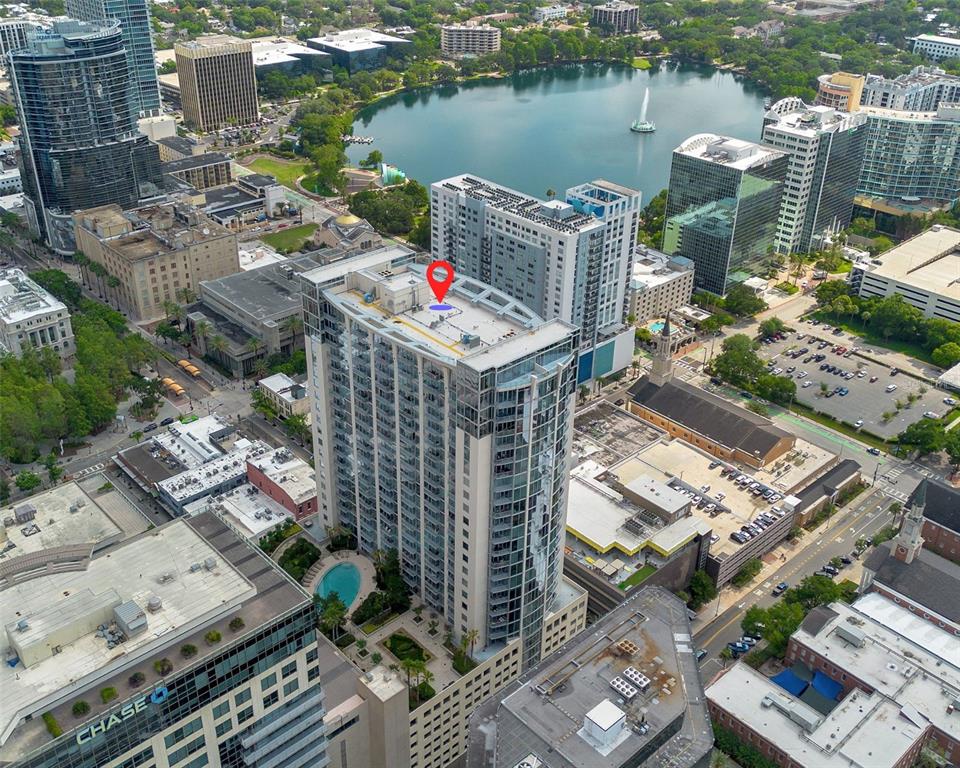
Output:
top-left (467, 587), bottom-right (713, 768)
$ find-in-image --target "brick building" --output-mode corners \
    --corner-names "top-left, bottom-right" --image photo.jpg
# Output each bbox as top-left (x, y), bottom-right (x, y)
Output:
top-left (245, 446), bottom-right (317, 520)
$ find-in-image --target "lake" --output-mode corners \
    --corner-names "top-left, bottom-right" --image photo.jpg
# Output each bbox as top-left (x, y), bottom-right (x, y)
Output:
top-left (347, 61), bottom-right (769, 205)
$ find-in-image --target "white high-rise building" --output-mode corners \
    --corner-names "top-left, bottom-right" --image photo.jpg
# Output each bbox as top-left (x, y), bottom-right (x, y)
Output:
top-left (431, 175), bottom-right (640, 379)
top-left (762, 100), bottom-right (868, 254)
top-left (301, 249), bottom-right (580, 666)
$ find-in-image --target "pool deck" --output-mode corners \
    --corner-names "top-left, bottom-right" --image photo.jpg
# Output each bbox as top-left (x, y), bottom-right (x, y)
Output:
top-left (307, 551), bottom-right (377, 612)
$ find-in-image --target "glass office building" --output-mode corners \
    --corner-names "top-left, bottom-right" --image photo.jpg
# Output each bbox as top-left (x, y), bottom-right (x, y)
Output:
top-left (663, 135), bottom-right (787, 295)
top-left (302, 249), bottom-right (579, 667)
top-left (857, 104), bottom-right (960, 205)
top-left (65, 0), bottom-right (162, 116)
top-left (762, 99), bottom-right (868, 254)
top-left (0, 514), bottom-right (327, 768)
top-left (10, 21), bottom-right (162, 253)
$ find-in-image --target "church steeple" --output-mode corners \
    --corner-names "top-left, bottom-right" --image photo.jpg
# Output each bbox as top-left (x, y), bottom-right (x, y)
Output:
top-left (648, 312), bottom-right (674, 387)
top-left (894, 480), bottom-right (926, 564)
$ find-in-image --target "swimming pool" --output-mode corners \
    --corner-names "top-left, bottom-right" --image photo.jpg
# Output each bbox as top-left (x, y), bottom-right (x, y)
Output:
top-left (317, 562), bottom-right (361, 607)
top-left (650, 321), bottom-right (665, 334)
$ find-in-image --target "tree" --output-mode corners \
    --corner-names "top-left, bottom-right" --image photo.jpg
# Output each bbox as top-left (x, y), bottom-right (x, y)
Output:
top-left (932, 342), bottom-right (960, 369)
top-left (192, 319), bottom-right (211, 349)
top-left (462, 628), bottom-right (479, 657)
top-left (723, 284), bottom-right (767, 317)
top-left (321, 597), bottom-right (347, 641)
top-left (281, 315), bottom-right (304, 347)
top-left (688, 570), bottom-right (717, 609)
top-left (284, 413), bottom-right (310, 444)
top-left (814, 280), bottom-right (850, 307)
top-left (371, 652), bottom-right (383, 665)
top-left (945, 429), bottom-right (960, 473)
top-left (15, 470), bottom-right (41, 492)
top-left (759, 318), bottom-right (787, 337)
top-left (899, 419), bottom-right (946, 456)
top-left (712, 334), bottom-right (765, 387)
top-left (208, 334), bottom-right (229, 358)
top-left (359, 149), bottom-right (384, 169)
top-left (43, 452), bottom-right (64, 485)
top-left (0, 478), bottom-right (9, 503)
top-left (719, 647), bottom-right (734, 667)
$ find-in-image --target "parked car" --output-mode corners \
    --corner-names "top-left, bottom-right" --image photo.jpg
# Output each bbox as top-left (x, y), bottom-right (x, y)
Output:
top-left (728, 641), bottom-right (750, 654)
top-left (696, 648), bottom-right (708, 662)
top-left (944, 397), bottom-right (958, 406)
top-left (739, 636), bottom-right (758, 647)
top-left (822, 564), bottom-right (839, 576)
top-left (854, 419), bottom-right (863, 428)
top-left (614, 398), bottom-right (625, 406)
top-left (923, 411), bottom-right (940, 419)
top-left (160, 416), bottom-right (176, 426)
top-left (869, 376), bottom-right (878, 383)
top-left (886, 384), bottom-right (898, 392)
top-left (144, 423), bottom-right (158, 432)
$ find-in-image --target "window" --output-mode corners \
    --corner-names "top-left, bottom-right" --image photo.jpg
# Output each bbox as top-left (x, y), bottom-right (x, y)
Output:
top-left (235, 688), bottom-right (252, 706)
top-left (183, 755), bottom-right (209, 768)
top-left (237, 706), bottom-right (254, 724)
top-left (282, 661), bottom-right (297, 678)
top-left (213, 701), bottom-right (230, 719)
top-left (263, 690), bottom-right (279, 708)
top-left (215, 720), bottom-right (233, 738)
top-left (283, 679), bottom-right (300, 696)
top-left (164, 718), bottom-right (202, 748)
top-left (168, 735), bottom-right (205, 765)
top-left (260, 672), bottom-right (277, 691)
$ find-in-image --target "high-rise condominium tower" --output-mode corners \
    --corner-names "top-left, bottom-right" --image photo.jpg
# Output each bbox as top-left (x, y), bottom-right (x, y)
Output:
top-left (430, 175), bottom-right (639, 371)
top-left (663, 135), bottom-right (787, 295)
top-left (762, 100), bottom-right (868, 254)
top-left (301, 249), bottom-right (579, 666)
top-left (10, 21), bottom-right (163, 253)
top-left (66, 0), bottom-right (162, 116)
top-left (175, 35), bottom-right (259, 132)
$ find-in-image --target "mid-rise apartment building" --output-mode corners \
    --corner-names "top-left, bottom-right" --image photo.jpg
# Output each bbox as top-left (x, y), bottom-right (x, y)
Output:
top-left (302, 250), bottom-right (580, 667)
top-left (912, 33), bottom-right (960, 62)
top-left (0, 513), bottom-right (328, 768)
top-left (11, 21), bottom-right (163, 253)
top-left (73, 202), bottom-right (240, 322)
top-left (440, 24), bottom-right (501, 55)
top-left (849, 225), bottom-right (960, 323)
top-left (533, 4), bottom-right (569, 22)
top-left (856, 103), bottom-right (960, 205)
top-left (590, 1), bottom-right (639, 34)
top-left (176, 35), bottom-right (259, 132)
top-left (0, 18), bottom-right (39, 65)
top-left (629, 246), bottom-right (694, 323)
top-left (0, 266), bottom-right (74, 358)
top-left (663, 134), bottom-right (787, 294)
top-left (762, 100), bottom-right (868, 254)
top-left (431, 175), bottom-right (640, 379)
top-left (815, 71), bottom-right (865, 112)
top-left (65, 0), bottom-right (162, 116)
top-left (862, 66), bottom-right (960, 111)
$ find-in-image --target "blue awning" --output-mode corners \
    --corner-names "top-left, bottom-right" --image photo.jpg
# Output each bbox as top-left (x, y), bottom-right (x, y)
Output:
top-left (772, 668), bottom-right (808, 697)
top-left (811, 670), bottom-right (843, 701)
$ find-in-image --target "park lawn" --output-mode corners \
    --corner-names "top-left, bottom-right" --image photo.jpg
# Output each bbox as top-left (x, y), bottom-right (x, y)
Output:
top-left (618, 564), bottom-right (656, 590)
top-left (246, 157), bottom-right (310, 189)
top-left (632, 57), bottom-right (652, 69)
top-left (261, 223), bottom-right (318, 254)
top-left (301, 173), bottom-right (335, 196)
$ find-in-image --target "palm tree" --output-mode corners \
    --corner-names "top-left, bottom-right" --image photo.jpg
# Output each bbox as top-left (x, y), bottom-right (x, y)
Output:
top-left (417, 667), bottom-right (434, 704)
top-left (400, 657), bottom-right (419, 690)
top-left (321, 600), bottom-right (346, 641)
top-left (545, 188), bottom-right (556, 200)
top-left (789, 252), bottom-right (805, 285)
top-left (193, 319), bottom-right (211, 351)
top-left (208, 334), bottom-right (228, 359)
top-left (462, 628), bottom-right (479, 658)
top-left (106, 275), bottom-right (122, 311)
top-left (281, 314), bottom-right (304, 347)
top-left (89, 261), bottom-right (107, 298)
top-left (74, 251), bottom-right (91, 289)
top-left (176, 287), bottom-right (197, 305)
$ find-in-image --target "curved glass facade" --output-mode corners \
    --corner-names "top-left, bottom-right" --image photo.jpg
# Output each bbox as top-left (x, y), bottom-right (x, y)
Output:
top-left (11, 21), bottom-right (162, 252)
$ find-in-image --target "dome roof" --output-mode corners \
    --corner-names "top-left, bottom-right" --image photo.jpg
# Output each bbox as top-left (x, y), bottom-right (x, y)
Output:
top-left (335, 213), bottom-right (361, 226)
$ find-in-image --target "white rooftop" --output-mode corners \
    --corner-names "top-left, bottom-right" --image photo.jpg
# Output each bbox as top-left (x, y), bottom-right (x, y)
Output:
top-left (0, 521), bottom-right (255, 746)
top-left (246, 446), bottom-right (315, 506)
top-left (621, 475), bottom-right (689, 514)
top-left (258, 372), bottom-right (305, 404)
top-left (184, 482), bottom-right (293, 538)
top-left (320, 261), bottom-right (576, 369)
top-left (914, 33), bottom-right (960, 44)
top-left (153, 414), bottom-right (232, 469)
top-left (238, 241), bottom-right (286, 271)
top-left (707, 664), bottom-right (926, 768)
top-left (0, 268), bottom-right (67, 324)
top-left (862, 225), bottom-right (960, 301)
top-left (586, 699), bottom-right (625, 730)
top-left (307, 27), bottom-right (409, 52)
top-left (675, 134), bottom-right (786, 171)
top-left (250, 37), bottom-right (328, 67)
top-left (0, 483), bottom-right (122, 560)
top-left (631, 248), bottom-right (691, 291)
top-left (159, 440), bottom-right (271, 503)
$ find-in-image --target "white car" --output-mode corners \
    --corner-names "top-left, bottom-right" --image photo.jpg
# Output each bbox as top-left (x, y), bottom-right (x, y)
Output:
top-left (772, 367), bottom-right (783, 375)
top-left (886, 384), bottom-right (897, 392)
top-left (802, 381), bottom-right (814, 388)
top-left (854, 419), bottom-right (863, 428)
top-left (945, 397), bottom-right (958, 406)
top-left (796, 371), bottom-right (807, 378)
top-left (923, 411), bottom-right (940, 419)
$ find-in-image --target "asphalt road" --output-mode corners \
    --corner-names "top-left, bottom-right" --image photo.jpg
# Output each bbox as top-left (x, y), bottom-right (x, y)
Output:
top-left (693, 487), bottom-right (900, 677)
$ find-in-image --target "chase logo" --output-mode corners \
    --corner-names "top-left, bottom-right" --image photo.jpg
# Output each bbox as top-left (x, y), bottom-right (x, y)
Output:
top-left (76, 686), bottom-right (170, 745)
top-left (150, 686), bottom-right (169, 705)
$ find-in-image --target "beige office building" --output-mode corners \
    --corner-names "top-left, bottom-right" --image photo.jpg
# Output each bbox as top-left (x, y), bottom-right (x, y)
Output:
top-left (73, 203), bottom-right (240, 321)
top-left (175, 35), bottom-right (259, 132)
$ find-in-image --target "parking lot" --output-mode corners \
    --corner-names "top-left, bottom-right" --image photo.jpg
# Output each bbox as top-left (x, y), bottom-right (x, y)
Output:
top-left (758, 329), bottom-right (951, 439)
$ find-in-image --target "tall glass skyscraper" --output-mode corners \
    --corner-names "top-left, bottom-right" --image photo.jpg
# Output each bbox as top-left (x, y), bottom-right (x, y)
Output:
top-left (10, 21), bottom-right (163, 253)
top-left (66, 0), bottom-right (162, 116)
top-left (301, 248), bottom-right (579, 667)
top-left (663, 135), bottom-right (787, 295)
top-left (763, 99), bottom-right (868, 254)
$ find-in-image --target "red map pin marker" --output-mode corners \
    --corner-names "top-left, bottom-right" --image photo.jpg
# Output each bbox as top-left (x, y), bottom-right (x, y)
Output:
top-left (426, 260), bottom-right (454, 311)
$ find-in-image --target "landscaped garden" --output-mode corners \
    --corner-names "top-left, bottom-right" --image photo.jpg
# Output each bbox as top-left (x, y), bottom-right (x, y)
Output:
top-left (618, 564), bottom-right (657, 590)
top-left (244, 156), bottom-right (310, 189)
top-left (385, 631), bottom-right (431, 664)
